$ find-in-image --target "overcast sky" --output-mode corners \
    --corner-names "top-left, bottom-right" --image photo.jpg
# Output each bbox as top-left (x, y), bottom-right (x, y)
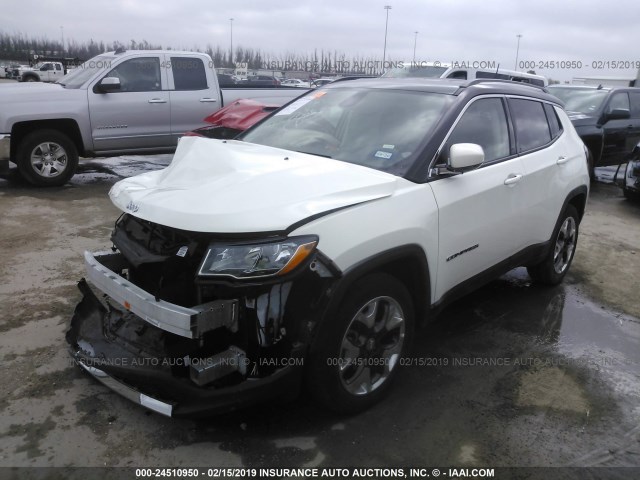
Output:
top-left (3, 0), bottom-right (640, 81)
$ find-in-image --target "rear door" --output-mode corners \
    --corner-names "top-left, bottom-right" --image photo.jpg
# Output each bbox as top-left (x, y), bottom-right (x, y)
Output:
top-left (167, 55), bottom-right (220, 143)
top-left (509, 98), bottom-right (569, 245)
top-left (88, 54), bottom-right (172, 152)
top-left (429, 96), bottom-right (527, 300)
top-left (601, 91), bottom-right (640, 165)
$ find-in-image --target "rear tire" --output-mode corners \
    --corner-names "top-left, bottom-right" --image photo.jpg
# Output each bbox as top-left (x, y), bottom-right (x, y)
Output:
top-left (306, 273), bottom-right (414, 414)
top-left (17, 129), bottom-right (78, 187)
top-left (527, 205), bottom-right (579, 285)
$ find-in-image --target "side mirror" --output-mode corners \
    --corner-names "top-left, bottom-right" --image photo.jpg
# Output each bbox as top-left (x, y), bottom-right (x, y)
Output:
top-left (449, 143), bottom-right (485, 171)
top-left (606, 108), bottom-right (630, 121)
top-left (96, 77), bottom-right (121, 93)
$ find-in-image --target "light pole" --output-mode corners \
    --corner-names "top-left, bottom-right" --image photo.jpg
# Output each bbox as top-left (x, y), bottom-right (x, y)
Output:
top-left (413, 31), bottom-right (418, 64)
top-left (60, 26), bottom-right (64, 54)
top-left (514, 34), bottom-right (522, 70)
top-left (230, 18), bottom-right (234, 68)
top-left (382, 5), bottom-right (392, 72)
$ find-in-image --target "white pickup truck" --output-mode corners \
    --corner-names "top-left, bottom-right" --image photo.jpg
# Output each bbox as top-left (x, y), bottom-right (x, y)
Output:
top-left (15, 62), bottom-right (66, 83)
top-left (0, 49), bottom-right (307, 186)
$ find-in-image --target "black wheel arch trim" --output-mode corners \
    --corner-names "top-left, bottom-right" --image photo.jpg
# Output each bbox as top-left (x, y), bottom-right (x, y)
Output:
top-left (309, 244), bottom-right (431, 353)
top-left (562, 185), bottom-right (589, 222)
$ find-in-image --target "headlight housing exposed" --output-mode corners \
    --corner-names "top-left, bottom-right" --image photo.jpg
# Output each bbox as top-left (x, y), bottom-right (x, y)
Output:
top-left (198, 236), bottom-right (318, 279)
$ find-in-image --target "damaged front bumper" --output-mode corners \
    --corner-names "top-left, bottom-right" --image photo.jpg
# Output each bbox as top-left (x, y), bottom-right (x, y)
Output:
top-left (66, 249), bottom-right (333, 417)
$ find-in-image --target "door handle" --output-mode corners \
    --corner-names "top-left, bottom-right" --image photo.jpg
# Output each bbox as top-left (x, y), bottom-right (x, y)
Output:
top-left (199, 98), bottom-right (218, 102)
top-left (556, 156), bottom-right (569, 165)
top-left (148, 98), bottom-right (167, 103)
top-left (504, 174), bottom-right (523, 186)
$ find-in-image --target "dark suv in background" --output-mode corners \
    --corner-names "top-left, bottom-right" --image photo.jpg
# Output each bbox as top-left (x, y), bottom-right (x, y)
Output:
top-left (548, 85), bottom-right (640, 176)
top-left (242, 75), bottom-right (281, 86)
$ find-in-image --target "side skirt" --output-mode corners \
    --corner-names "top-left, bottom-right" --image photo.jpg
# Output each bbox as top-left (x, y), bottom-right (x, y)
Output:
top-left (429, 240), bottom-right (551, 317)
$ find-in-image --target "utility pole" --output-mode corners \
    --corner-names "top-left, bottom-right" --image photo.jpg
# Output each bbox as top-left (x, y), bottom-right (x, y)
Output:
top-left (230, 18), bottom-right (234, 68)
top-left (413, 31), bottom-right (418, 64)
top-left (514, 34), bottom-right (522, 70)
top-left (382, 5), bottom-right (392, 72)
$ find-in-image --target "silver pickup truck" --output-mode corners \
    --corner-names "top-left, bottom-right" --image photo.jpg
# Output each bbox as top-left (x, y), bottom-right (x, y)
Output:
top-left (0, 49), bottom-right (307, 186)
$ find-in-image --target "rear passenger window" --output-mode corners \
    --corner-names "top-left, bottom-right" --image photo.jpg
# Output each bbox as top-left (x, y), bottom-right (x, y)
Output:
top-left (544, 103), bottom-right (563, 139)
top-left (446, 98), bottom-right (510, 163)
top-left (447, 71), bottom-right (467, 79)
top-left (171, 57), bottom-right (207, 91)
top-left (509, 98), bottom-right (551, 152)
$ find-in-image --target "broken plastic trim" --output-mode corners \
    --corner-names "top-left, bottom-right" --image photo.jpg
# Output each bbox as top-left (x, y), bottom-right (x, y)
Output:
top-left (78, 362), bottom-right (174, 417)
top-left (84, 250), bottom-right (238, 338)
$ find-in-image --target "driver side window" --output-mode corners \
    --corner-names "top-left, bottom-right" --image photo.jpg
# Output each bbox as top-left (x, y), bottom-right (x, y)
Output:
top-left (442, 98), bottom-right (510, 164)
top-left (104, 57), bottom-right (161, 92)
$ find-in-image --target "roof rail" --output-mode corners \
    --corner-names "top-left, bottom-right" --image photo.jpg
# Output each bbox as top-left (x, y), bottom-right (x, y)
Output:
top-left (329, 75), bottom-right (378, 84)
top-left (464, 78), bottom-right (548, 92)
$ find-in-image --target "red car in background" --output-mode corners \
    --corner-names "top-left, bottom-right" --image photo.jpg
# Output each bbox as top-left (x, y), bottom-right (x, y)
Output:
top-left (186, 99), bottom-right (279, 140)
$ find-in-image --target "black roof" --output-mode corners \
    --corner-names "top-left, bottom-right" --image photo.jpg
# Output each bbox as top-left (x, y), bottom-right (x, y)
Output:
top-left (325, 77), bottom-right (562, 105)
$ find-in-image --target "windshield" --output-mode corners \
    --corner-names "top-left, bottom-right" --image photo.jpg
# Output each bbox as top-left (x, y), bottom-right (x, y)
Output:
top-left (58, 55), bottom-right (113, 88)
top-left (241, 87), bottom-right (453, 176)
top-left (547, 87), bottom-right (609, 114)
top-left (382, 65), bottom-right (447, 78)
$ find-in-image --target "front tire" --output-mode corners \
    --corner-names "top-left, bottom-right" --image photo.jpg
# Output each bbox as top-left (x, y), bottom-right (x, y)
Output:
top-left (527, 205), bottom-right (579, 285)
top-left (16, 130), bottom-right (79, 187)
top-left (306, 273), bottom-right (414, 414)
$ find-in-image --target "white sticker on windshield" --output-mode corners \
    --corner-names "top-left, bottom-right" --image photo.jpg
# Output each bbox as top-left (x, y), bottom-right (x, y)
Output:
top-left (375, 151), bottom-right (393, 159)
top-left (383, 144), bottom-right (395, 149)
top-left (275, 96), bottom-right (315, 116)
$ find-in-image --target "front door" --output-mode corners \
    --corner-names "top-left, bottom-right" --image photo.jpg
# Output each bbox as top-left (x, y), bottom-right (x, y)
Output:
top-left (88, 55), bottom-right (172, 152)
top-left (429, 96), bottom-right (527, 300)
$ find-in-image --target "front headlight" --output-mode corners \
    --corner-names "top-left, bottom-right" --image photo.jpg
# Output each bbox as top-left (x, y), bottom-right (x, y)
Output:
top-left (198, 236), bottom-right (318, 279)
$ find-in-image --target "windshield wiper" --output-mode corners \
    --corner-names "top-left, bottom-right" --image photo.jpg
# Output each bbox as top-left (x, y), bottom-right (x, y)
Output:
top-left (294, 150), bottom-right (332, 158)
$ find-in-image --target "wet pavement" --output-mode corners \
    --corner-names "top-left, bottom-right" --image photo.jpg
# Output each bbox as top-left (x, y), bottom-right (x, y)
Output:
top-left (0, 157), bottom-right (638, 473)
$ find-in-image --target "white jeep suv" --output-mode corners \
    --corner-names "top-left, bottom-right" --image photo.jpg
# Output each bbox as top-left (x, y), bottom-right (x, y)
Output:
top-left (67, 78), bottom-right (590, 417)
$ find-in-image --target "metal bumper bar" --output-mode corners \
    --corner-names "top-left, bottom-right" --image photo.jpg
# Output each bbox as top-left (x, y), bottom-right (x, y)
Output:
top-left (84, 250), bottom-right (238, 339)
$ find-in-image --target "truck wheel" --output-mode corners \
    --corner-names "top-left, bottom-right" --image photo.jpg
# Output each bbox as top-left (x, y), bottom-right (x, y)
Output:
top-left (527, 205), bottom-right (579, 285)
top-left (23, 75), bottom-right (38, 82)
top-left (17, 130), bottom-right (79, 187)
top-left (306, 273), bottom-right (414, 413)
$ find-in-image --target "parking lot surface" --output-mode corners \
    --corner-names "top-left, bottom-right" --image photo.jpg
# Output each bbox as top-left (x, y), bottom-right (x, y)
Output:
top-left (0, 158), bottom-right (639, 469)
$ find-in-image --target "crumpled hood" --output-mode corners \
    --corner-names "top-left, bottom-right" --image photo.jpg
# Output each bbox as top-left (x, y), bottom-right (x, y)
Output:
top-left (109, 137), bottom-right (399, 233)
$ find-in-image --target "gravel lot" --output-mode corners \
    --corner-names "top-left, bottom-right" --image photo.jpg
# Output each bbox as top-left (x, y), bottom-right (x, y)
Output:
top-left (0, 158), bottom-right (639, 473)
